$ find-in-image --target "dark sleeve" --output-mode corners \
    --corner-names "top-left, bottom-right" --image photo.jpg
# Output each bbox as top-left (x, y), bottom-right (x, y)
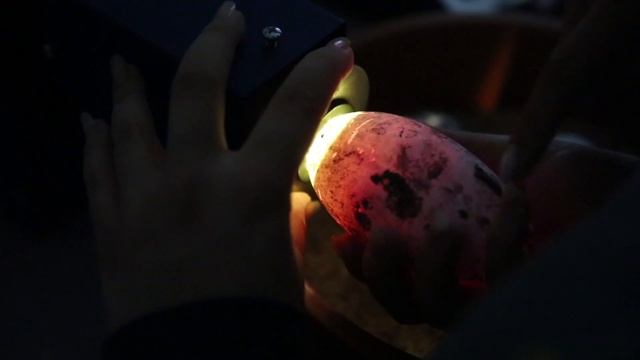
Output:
top-left (431, 170), bottom-right (640, 359)
top-left (103, 298), bottom-right (361, 360)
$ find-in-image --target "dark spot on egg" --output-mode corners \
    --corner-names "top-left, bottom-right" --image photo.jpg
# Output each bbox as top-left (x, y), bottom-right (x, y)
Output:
top-left (371, 170), bottom-right (423, 219)
top-left (354, 211), bottom-right (372, 231)
top-left (361, 199), bottom-right (372, 210)
top-left (458, 209), bottom-right (469, 220)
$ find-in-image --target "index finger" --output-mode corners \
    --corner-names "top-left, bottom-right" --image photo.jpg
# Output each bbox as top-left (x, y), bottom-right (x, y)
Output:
top-left (243, 39), bottom-right (354, 183)
top-left (168, 1), bottom-right (245, 159)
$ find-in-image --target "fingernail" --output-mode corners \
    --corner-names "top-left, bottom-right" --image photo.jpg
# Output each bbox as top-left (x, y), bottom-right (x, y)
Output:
top-left (81, 112), bottom-right (95, 133)
top-left (499, 145), bottom-right (521, 183)
top-left (330, 37), bottom-right (351, 51)
top-left (110, 54), bottom-right (126, 80)
top-left (217, 1), bottom-right (236, 17)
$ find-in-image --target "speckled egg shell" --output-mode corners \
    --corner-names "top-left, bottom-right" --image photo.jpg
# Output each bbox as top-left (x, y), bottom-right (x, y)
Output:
top-left (313, 112), bottom-right (504, 285)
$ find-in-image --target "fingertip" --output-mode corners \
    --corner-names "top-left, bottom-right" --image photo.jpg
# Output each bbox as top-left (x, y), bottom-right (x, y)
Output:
top-left (330, 37), bottom-right (355, 71)
top-left (216, 1), bottom-right (236, 17)
top-left (110, 55), bottom-right (141, 104)
top-left (110, 57), bottom-right (145, 94)
top-left (81, 112), bottom-right (95, 135)
top-left (124, 62), bottom-right (144, 86)
top-left (329, 37), bottom-right (351, 51)
top-left (315, 36), bottom-right (354, 76)
top-left (304, 200), bottom-right (321, 220)
top-left (110, 54), bottom-right (127, 84)
top-left (81, 113), bottom-right (110, 141)
top-left (290, 192), bottom-right (312, 226)
top-left (82, 113), bottom-right (110, 146)
top-left (234, 6), bottom-right (246, 34)
top-left (225, 8), bottom-right (246, 39)
top-left (110, 54), bottom-right (124, 70)
top-left (208, 0), bottom-right (245, 38)
top-left (291, 191), bottom-right (312, 204)
top-left (290, 192), bottom-right (312, 260)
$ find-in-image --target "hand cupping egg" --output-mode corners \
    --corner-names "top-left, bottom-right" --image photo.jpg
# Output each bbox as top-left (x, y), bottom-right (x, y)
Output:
top-left (304, 111), bottom-right (504, 289)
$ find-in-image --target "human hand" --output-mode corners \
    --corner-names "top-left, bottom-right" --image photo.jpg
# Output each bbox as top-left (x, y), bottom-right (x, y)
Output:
top-left (82, 1), bottom-right (353, 331)
top-left (329, 131), bottom-right (637, 328)
top-left (501, 0), bottom-right (640, 181)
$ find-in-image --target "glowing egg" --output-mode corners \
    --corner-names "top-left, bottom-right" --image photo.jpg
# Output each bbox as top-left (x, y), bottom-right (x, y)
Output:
top-left (304, 111), bottom-right (504, 289)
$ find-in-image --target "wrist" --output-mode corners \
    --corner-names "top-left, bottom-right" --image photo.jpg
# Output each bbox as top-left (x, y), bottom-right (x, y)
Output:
top-left (100, 249), bottom-right (304, 332)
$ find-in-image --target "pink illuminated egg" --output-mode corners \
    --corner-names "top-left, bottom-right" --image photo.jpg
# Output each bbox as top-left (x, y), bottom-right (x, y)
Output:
top-left (304, 111), bottom-right (504, 290)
